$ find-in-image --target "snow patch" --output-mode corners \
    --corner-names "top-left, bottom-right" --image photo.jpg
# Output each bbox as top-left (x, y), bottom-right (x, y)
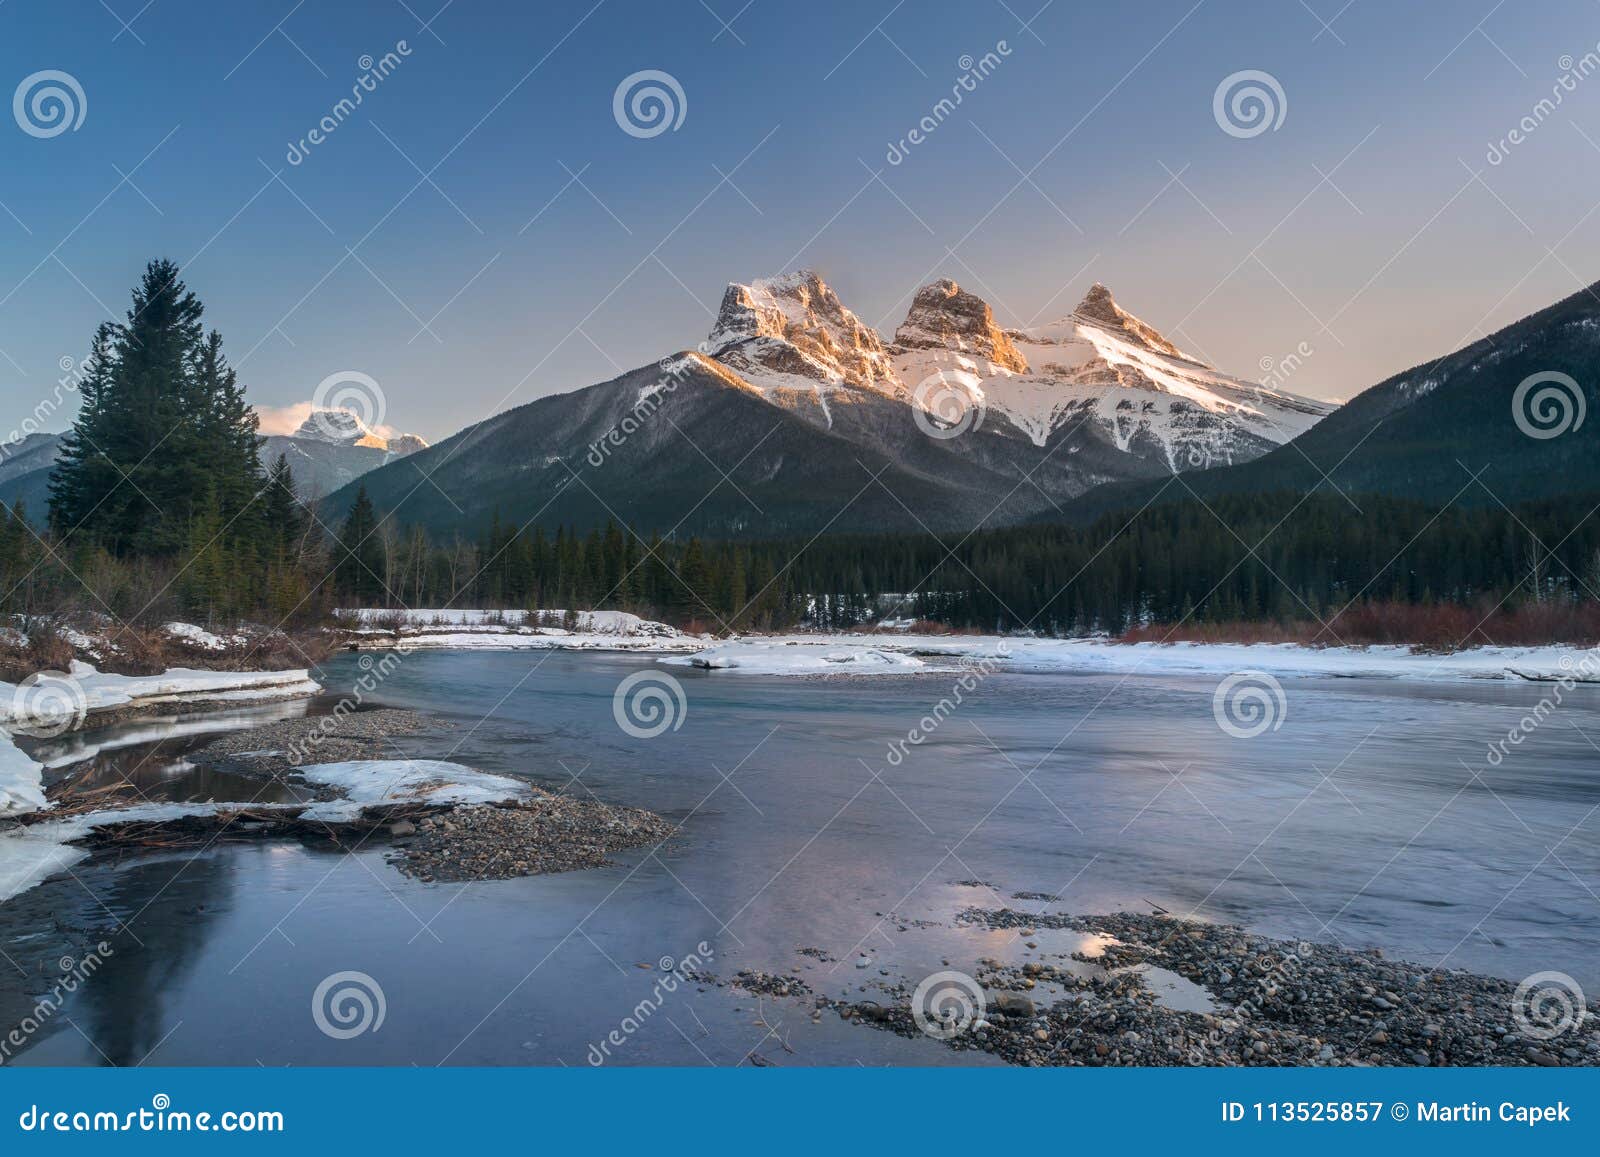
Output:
top-left (295, 759), bottom-right (530, 821)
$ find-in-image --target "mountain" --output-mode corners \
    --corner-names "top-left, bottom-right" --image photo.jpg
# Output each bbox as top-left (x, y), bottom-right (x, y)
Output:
top-left (891, 279), bottom-right (1331, 469)
top-left (326, 271), bottom-right (1333, 536)
top-left (0, 409), bottom-right (429, 518)
top-left (260, 409), bottom-right (430, 499)
top-left (1063, 276), bottom-right (1600, 522)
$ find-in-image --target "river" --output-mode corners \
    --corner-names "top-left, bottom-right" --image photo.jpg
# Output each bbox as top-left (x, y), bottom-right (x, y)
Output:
top-left (3, 649), bottom-right (1596, 1065)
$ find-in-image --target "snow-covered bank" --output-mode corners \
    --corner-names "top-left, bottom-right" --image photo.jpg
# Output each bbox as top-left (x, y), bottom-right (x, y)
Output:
top-left (662, 641), bottom-right (925, 675)
top-left (0, 662), bottom-right (321, 818)
top-left (0, 802), bottom-right (221, 904)
top-left (0, 757), bottom-right (530, 904)
top-left (336, 607), bottom-right (699, 653)
top-left (1, 661), bottom-right (319, 727)
top-left (295, 759), bottom-right (530, 821)
top-left (333, 611), bottom-right (1600, 681)
top-left (660, 635), bottom-right (1600, 682)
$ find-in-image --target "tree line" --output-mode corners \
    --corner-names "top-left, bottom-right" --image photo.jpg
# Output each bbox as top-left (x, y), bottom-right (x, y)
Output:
top-left (5, 258), bottom-right (1599, 642)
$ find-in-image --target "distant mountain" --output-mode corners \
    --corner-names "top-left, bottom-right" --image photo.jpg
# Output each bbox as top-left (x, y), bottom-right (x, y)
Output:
top-left (0, 431), bottom-right (59, 487)
top-left (0, 408), bottom-right (428, 519)
top-left (1063, 276), bottom-right (1600, 522)
top-left (260, 408), bottom-right (429, 499)
top-left (327, 271), bottom-right (1331, 535)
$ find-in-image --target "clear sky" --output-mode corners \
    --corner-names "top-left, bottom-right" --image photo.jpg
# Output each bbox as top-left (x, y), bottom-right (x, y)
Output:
top-left (3, 0), bottom-right (1600, 441)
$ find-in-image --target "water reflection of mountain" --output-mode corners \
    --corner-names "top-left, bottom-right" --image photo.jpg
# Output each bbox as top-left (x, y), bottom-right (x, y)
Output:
top-left (73, 852), bottom-right (234, 1065)
top-left (0, 850), bottom-right (231, 1065)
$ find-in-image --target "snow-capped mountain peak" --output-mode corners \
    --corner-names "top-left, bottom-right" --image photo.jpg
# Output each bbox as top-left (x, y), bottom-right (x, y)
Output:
top-left (1067, 282), bottom-right (1192, 361)
top-left (893, 278), bottom-right (1027, 372)
top-left (889, 279), bottom-right (1334, 466)
top-left (290, 408), bottom-right (428, 455)
top-left (704, 270), bottom-right (905, 422)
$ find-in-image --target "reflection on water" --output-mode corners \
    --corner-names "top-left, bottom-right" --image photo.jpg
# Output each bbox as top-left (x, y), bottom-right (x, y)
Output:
top-left (3, 650), bottom-right (1598, 1065)
top-left (33, 702), bottom-right (318, 805)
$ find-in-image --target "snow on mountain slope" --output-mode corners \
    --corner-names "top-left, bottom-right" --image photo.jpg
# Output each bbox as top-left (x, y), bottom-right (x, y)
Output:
top-left (891, 281), bottom-right (1334, 468)
top-left (704, 271), bottom-right (907, 426)
top-left (698, 271), bottom-right (1332, 470)
top-left (291, 408), bottom-right (429, 455)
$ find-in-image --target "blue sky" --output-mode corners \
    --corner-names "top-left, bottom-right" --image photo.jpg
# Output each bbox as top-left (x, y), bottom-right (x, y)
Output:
top-left (4, 0), bottom-right (1600, 440)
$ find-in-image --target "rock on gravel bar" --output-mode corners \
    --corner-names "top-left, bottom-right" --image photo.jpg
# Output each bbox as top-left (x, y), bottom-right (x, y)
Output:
top-left (842, 907), bottom-right (1600, 1067)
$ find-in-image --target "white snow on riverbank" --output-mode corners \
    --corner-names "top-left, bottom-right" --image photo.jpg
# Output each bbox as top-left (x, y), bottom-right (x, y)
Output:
top-left (336, 607), bottom-right (695, 653)
top-left (0, 662), bottom-right (321, 818)
top-left (0, 740), bottom-right (47, 817)
top-left (0, 803), bottom-right (222, 903)
top-left (1, 757), bottom-right (528, 904)
top-left (0, 661), bottom-right (320, 727)
top-left (295, 759), bottom-right (530, 821)
top-left (337, 608), bottom-right (681, 635)
top-left (659, 635), bottom-right (1600, 682)
top-left (662, 641), bottom-right (926, 674)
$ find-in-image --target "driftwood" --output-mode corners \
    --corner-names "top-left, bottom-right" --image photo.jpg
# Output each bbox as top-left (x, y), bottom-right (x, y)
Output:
top-left (71, 802), bottom-right (452, 851)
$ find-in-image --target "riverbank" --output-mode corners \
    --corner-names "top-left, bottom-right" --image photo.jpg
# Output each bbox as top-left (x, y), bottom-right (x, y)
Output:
top-left (837, 909), bottom-right (1600, 1067)
top-left (1, 662), bottom-right (322, 818)
top-left (2, 701), bottom-right (677, 908)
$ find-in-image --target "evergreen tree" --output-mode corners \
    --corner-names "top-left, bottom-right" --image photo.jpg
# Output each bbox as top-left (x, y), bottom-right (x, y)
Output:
top-left (333, 485), bottom-right (388, 604)
top-left (261, 454), bottom-right (306, 555)
top-left (48, 259), bottom-right (261, 558)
